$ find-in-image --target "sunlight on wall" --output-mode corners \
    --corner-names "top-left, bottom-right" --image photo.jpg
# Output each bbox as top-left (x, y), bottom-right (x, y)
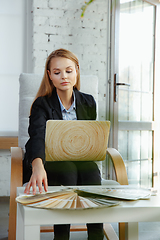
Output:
top-left (0, 0), bottom-right (24, 134)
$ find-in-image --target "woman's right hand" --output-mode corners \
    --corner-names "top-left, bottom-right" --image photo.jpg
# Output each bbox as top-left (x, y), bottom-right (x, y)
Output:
top-left (24, 158), bottom-right (48, 195)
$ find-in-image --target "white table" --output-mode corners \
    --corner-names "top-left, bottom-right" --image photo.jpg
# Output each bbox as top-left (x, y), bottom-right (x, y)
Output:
top-left (16, 186), bottom-right (160, 240)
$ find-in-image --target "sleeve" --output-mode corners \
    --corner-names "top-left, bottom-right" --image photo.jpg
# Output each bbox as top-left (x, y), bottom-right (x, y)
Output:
top-left (24, 97), bottom-right (48, 167)
top-left (90, 95), bottom-right (97, 120)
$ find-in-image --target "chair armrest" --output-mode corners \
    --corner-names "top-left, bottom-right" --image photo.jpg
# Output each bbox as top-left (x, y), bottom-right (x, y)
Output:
top-left (106, 148), bottom-right (128, 185)
top-left (8, 147), bottom-right (23, 240)
top-left (10, 147), bottom-right (23, 187)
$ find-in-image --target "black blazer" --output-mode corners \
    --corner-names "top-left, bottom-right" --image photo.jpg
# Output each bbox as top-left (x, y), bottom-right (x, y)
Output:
top-left (23, 88), bottom-right (97, 175)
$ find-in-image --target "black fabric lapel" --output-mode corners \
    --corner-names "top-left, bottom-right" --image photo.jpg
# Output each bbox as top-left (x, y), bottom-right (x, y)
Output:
top-left (75, 89), bottom-right (89, 120)
top-left (47, 88), bottom-right (93, 120)
top-left (47, 88), bottom-right (63, 120)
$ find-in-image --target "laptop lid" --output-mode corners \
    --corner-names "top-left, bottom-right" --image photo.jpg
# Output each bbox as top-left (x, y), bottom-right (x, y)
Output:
top-left (45, 120), bottom-right (110, 162)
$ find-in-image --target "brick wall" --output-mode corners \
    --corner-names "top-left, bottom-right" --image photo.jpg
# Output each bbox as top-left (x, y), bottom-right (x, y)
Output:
top-left (32, 0), bottom-right (108, 120)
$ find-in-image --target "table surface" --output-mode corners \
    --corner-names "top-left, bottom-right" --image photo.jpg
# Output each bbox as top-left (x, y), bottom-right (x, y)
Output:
top-left (17, 185), bottom-right (160, 225)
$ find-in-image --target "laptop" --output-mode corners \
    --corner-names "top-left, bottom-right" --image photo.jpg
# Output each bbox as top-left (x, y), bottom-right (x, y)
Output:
top-left (45, 120), bottom-right (110, 162)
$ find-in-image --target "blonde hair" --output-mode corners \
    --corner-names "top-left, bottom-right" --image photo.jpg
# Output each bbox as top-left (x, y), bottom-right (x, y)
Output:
top-left (35, 48), bottom-right (80, 100)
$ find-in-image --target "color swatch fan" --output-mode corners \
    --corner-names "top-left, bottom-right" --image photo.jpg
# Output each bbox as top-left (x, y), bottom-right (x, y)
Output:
top-left (16, 186), bottom-right (151, 210)
top-left (16, 188), bottom-right (119, 210)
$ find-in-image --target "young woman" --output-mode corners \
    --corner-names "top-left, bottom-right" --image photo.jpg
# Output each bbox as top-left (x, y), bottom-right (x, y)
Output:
top-left (23, 48), bottom-right (104, 240)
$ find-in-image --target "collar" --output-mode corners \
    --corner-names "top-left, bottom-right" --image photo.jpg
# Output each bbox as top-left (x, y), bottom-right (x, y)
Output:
top-left (47, 87), bottom-right (90, 120)
top-left (57, 90), bottom-right (76, 112)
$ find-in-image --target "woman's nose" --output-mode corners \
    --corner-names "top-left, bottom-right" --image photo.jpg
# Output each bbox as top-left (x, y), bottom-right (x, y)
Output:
top-left (62, 72), bottom-right (67, 79)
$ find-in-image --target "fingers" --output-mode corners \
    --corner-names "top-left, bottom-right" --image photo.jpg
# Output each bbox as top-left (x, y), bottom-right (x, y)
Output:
top-left (24, 180), bottom-right (41, 195)
top-left (24, 182), bottom-right (30, 194)
top-left (24, 181), bottom-right (32, 194)
top-left (37, 178), bottom-right (43, 194)
top-left (32, 179), bottom-right (37, 195)
top-left (24, 179), bottom-right (37, 195)
top-left (43, 176), bottom-right (48, 192)
top-left (24, 175), bottom-right (48, 194)
top-left (24, 162), bottom-right (48, 195)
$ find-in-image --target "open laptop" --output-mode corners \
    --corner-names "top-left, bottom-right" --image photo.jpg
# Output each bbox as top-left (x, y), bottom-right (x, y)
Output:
top-left (45, 120), bottom-right (110, 162)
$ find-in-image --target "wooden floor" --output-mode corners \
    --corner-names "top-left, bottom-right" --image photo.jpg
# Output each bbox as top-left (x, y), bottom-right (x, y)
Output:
top-left (1, 197), bottom-right (160, 240)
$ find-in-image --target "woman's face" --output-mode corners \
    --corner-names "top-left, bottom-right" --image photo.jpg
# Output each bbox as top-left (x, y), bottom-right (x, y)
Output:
top-left (48, 57), bottom-right (77, 93)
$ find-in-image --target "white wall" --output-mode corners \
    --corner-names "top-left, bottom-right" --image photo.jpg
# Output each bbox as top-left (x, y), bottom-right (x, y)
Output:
top-left (0, 0), bottom-right (24, 134)
top-left (0, 0), bottom-right (24, 196)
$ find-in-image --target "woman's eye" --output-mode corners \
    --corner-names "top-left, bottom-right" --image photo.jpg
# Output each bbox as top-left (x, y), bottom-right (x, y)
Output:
top-left (54, 72), bottom-right (60, 75)
top-left (66, 71), bottom-right (72, 73)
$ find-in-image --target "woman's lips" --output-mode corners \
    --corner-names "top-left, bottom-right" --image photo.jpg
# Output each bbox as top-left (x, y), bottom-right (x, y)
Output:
top-left (61, 82), bottom-right (69, 85)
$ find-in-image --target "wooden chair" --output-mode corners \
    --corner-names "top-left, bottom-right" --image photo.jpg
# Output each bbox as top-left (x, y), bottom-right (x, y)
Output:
top-left (8, 73), bottom-right (128, 240)
top-left (0, 137), bottom-right (18, 149)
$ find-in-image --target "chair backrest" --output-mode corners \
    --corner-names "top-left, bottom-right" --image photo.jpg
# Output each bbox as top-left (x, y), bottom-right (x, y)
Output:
top-left (45, 120), bottom-right (110, 162)
top-left (18, 73), bottom-right (99, 150)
